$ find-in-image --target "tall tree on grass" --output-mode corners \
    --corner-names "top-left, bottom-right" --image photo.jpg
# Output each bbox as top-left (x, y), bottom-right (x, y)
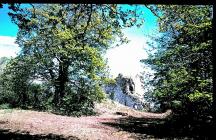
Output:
top-left (3, 4), bottom-right (144, 115)
top-left (141, 5), bottom-right (213, 123)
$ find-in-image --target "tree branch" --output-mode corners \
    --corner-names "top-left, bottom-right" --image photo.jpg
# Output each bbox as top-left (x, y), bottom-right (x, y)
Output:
top-left (144, 5), bottom-right (178, 37)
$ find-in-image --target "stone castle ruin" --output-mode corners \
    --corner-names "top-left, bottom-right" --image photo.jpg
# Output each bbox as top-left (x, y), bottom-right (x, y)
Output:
top-left (104, 74), bottom-right (147, 110)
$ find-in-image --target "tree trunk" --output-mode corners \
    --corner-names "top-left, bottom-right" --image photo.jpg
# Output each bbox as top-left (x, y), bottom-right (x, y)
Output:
top-left (53, 58), bottom-right (69, 107)
top-left (20, 89), bottom-right (28, 108)
top-left (53, 85), bottom-right (60, 106)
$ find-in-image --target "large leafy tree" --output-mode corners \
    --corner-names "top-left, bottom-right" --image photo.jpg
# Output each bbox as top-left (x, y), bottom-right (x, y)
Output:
top-left (1, 4), bottom-right (144, 115)
top-left (141, 5), bottom-right (213, 124)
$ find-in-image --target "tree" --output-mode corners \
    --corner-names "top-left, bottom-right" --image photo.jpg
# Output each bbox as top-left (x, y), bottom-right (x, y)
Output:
top-left (2, 4), bottom-right (144, 115)
top-left (0, 57), bottom-right (10, 104)
top-left (141, 5), bottom-right (213, 128)
top-left (0, 55), bottom-right (36, 107)
top-left (0, 57), bottom-right (10, 74)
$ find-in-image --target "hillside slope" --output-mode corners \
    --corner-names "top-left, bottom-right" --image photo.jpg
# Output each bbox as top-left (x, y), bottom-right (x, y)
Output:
top-left (0, 99), bottom-right (172, 140)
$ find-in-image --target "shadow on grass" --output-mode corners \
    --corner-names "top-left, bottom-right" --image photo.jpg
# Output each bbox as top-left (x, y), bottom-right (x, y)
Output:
top-left (0, 129), bottom-right (80, 140)
top-left (102, 115), bottom-right (212, 140)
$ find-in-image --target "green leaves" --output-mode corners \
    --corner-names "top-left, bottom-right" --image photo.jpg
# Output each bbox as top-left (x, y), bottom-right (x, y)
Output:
top-left (1, 4), bottom-right (146, 116)
top-left (141, 5), bottom-right (213, 122)
top-left (188, 90), bottom-right (212, 103)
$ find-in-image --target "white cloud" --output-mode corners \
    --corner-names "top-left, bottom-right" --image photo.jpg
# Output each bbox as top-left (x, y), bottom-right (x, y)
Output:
top-left (0, 35), bottom-right (150, 78)
top-left (0, 36), bottom-right (20, 57)
top-left (105, 33), bottom-right (149, 78)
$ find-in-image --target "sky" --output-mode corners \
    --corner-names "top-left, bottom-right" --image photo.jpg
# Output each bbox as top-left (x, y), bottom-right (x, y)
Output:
top-left (0, 4), bottom-right (158, 79)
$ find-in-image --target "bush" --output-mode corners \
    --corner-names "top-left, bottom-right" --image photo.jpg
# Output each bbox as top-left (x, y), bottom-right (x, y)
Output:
top-left (0, 103), bottom-right (11, 109)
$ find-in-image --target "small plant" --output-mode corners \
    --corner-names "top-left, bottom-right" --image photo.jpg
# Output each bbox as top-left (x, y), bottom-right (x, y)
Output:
top-left (0, 103), bottom-right (11, 109)
top-left (110, 92), bottom-right (115, 100)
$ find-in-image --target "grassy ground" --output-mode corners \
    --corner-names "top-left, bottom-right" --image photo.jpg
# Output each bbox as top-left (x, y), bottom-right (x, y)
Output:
top-left (0, 99), bottom-right (211, 140)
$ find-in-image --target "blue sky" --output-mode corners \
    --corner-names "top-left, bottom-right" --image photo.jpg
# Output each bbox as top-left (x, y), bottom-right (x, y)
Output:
top-left (0, 6), bottom-right (18, 36)
top-left (0, 4), bottom-right (158, 79)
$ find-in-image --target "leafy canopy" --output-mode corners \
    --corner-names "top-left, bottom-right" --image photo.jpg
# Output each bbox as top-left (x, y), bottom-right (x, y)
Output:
top-left (0, 4), bottom-right (144, 116)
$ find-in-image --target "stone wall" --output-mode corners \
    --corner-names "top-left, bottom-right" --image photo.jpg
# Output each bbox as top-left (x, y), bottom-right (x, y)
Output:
top-left (104, 74), bottom-right (145, 110)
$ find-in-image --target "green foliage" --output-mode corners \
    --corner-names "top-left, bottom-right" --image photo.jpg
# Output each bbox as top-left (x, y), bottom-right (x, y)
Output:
top-left (0, 57), bottom-right (10, 74)
top-left (0, 57), bottom-right (10, 104)
top-left (0, 4), bottom-right (143, 116)
top-left (142, 5), bottom-right (213, 123)
top-left (0, 56), bottom-right (38, 108)
top-left (188, 90), bottom-right (212, 103)
top-left (0, 103), bottom-right (11, 109)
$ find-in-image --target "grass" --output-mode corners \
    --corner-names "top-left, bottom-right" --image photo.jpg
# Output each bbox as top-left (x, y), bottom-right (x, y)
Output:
top-left (0, 100), bottom-right (213, 139)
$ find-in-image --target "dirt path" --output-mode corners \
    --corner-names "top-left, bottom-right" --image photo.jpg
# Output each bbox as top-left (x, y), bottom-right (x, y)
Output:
top-left (0, 100), bottom-right (172, 140)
